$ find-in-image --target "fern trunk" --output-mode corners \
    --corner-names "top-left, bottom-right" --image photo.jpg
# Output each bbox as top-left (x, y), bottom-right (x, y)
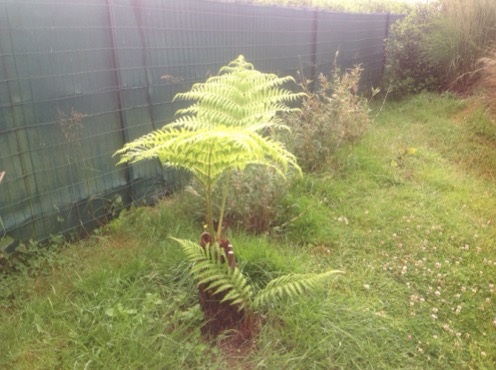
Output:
top-left (198, 233), bottom-right (245, 337)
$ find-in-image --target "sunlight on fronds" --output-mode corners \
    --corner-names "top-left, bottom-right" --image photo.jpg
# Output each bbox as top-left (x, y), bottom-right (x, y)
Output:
top-left (115, 55), bottom-right (303, 241)
top-left (115, 124), bottom-right (300, 189)
top-left (173, 55), bottom-right (305, 130)
top-left (114, 55), bottom-right (303, 187)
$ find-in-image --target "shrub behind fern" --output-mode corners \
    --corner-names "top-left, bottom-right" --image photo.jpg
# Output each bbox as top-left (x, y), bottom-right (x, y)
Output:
top-left (185, 166), bottom-right (294, 235)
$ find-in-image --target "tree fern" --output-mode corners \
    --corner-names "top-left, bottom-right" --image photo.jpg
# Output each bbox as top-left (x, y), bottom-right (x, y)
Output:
top-left (115, 55), bottom-right (303, 241)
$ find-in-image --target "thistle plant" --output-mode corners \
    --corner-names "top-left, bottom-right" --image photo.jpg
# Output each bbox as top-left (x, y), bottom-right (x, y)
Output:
top-left (115, 56), bottom-right (341, 335)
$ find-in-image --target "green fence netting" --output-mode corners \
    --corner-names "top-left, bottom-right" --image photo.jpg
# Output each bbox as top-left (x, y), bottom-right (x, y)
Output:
top-left (0, 0), bottom-right (403, 246)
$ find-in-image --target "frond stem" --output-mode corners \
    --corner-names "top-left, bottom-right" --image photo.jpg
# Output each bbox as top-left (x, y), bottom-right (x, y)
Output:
top-left (216, 168), bottom-right (231, 241)
top-left (205, 145), bottom-right (216, 243)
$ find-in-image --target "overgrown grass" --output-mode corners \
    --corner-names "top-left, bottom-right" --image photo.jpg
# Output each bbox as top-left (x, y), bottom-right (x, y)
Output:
top-left (2, 93), bottom-right (496, 369)
top-left (425, 0), bottom-right (496, 90)
top-left (385, 0), bottom-right (496, 95)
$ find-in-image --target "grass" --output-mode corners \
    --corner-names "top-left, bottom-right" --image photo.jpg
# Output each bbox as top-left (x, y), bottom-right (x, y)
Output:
top-left (2, 92), bottom-right (496, 369)
top-left (425, 0), bottom-right (496, 90)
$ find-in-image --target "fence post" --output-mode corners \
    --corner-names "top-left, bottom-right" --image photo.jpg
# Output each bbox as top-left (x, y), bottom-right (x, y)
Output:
top-left (310, 9), bottom-right (319, 92)
top-left (106, 0), bottom-right (133, 204)
top-left (381, 12), bottom-right (391, 80)
top-left (131, 0), bottom-right (158, 131)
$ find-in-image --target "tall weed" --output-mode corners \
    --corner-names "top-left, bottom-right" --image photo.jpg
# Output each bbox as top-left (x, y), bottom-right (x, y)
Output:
top-left (424, 0), bottom-right (496, 91)
top-left (283, 63), bottom-right (376, 172)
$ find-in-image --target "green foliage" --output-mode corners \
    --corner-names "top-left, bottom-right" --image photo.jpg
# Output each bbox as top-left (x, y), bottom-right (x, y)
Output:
top-left (283, 63), bottom-right (375, 172)
top-left (115, 125), bottom-right (297, 193)
top-left (4, 94), bottom-right (496, 369)
top-left (0, 237), bottom-right (65, 278)
top-left (173, 55), bottom-right (304, 131)
top-left (423, 0), bottom-right (496, 91)
top-left (187, 165), bottom-right (294, 234)
top-left (384, 4), bottom-right (443, 97)
top-left (385, 0), bottom-right (496, 96)
top-left (115, 55), bottom-right (303, 241)
top-left (238, 0), bottom-right (414, 13)
top-left (224, 166), bottom-right (293, 233)
top-left (173, 238), bottom-right (254, 312)
top-left (253, 270), bottom-right (339, 308)
top-left (173, 238), bottom-right (341, 313)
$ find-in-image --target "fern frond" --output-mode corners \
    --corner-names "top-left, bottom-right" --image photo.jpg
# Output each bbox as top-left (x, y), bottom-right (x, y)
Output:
top-left (172, 55), bottom-right (305, 132)
top-left (115, 125), bottom-right (301, 188)
top-left (114, 54), bottom-right (304, 190)
top-left (172, 238), bottom-right (254, 311)
top-left (170, 236), bottom-right (206, 263)
top-left (253, 270), bottom-right (343, 310)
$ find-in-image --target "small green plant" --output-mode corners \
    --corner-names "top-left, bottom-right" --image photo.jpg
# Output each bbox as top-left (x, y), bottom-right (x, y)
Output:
top-left (283, 60), bottom-right (376, 172)
top-left (115, 55), bottom-right (341, 336)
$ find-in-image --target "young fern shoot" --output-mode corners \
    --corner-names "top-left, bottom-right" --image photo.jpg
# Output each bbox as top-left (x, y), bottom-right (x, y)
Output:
top-left (173, 238), bottom-right (342, 316)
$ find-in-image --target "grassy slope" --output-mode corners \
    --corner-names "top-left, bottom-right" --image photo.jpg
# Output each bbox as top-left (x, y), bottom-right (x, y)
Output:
top-left (1, 93), bottom-right (496, 369)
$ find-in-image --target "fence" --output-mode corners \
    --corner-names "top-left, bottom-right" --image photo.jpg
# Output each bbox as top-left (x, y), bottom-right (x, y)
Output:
top-left (0, 0), bottom-right (402, 247)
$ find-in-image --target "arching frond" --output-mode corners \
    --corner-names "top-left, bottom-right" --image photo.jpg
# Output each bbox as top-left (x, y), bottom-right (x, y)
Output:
top-left (253, 270), bottom-right (343, 310)
top-left (115, 124), bottom-right (301, 189)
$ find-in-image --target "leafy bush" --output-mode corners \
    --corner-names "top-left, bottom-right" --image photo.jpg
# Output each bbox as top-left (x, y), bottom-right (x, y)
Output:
top-left (385, 0), bottom-right (496, 96)
top-left (181, 166), bottom-right (293, 236)
top-left (384, 4), bottom-right (443, 97)
top-left (223, 166), bottom-right (294, 234)
top-left (283, 63), bottom-right (376, 172)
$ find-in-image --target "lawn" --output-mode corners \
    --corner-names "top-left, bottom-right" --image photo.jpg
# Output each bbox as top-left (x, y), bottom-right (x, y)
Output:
top-left (1, 93), bottom-right (495, 369)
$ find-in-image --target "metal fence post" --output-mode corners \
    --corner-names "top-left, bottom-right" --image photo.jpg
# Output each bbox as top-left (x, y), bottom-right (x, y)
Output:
top-left (381, 12), bottom-right (391, 80)
top-left (106, 0), bottom-right (133, 205)
top-left (310, 9), bottom-right (319, 92)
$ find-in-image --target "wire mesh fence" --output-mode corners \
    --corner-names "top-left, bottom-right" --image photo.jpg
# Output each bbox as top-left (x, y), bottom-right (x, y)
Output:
top-left (0, 0), bottom-right (402, 246)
